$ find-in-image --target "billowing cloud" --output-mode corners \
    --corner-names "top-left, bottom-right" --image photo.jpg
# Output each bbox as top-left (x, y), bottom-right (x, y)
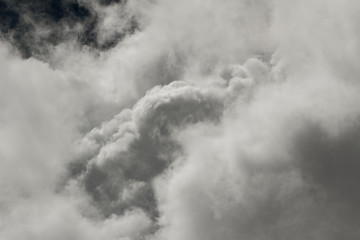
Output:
top-left (2, 0), bottom-right (360, 239)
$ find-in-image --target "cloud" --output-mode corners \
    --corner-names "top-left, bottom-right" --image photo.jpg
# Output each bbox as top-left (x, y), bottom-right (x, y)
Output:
top-left (152, 69), bottom-right (360, 240)
top-left (0, 193), bottom-right (152, 240)
top-left (2, 0), bottom-right (360, 239)
top-left (70, 80), bottom-right (227, 218)
top-left (0, 0), bottom-right (138, 58)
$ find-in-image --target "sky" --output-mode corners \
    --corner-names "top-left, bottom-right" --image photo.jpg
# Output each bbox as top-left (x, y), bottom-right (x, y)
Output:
top-left (1, 0), bottom-right (360, 239)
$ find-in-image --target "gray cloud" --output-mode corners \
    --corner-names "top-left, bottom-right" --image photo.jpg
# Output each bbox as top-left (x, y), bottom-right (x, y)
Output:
top-left (2, 0), bottom-right (360, 239)
top-left (70, 81), bottom-right (228, 219)
top-left (0, 0), bottom-right (138, 59)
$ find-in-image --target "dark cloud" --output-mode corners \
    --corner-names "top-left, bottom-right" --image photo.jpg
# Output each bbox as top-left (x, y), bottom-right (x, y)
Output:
top-left (98, 0), bottom-right (127, 6)
top-left (0, 0), bottom-right (138, 58)
top-left (295, 121), bottom-right (360, 227)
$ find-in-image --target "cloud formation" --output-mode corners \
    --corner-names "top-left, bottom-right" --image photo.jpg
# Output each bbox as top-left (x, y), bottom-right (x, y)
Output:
top-left (2, 0), bottom-right (360, 239)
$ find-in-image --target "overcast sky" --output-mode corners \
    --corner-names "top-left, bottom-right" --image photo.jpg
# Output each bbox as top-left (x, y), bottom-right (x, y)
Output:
top-left (1, 0), bottom-right (360, 239)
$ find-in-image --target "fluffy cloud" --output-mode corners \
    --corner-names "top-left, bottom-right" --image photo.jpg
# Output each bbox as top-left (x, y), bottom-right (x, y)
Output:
top-left (2, 0), bottom-right (360, 239)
